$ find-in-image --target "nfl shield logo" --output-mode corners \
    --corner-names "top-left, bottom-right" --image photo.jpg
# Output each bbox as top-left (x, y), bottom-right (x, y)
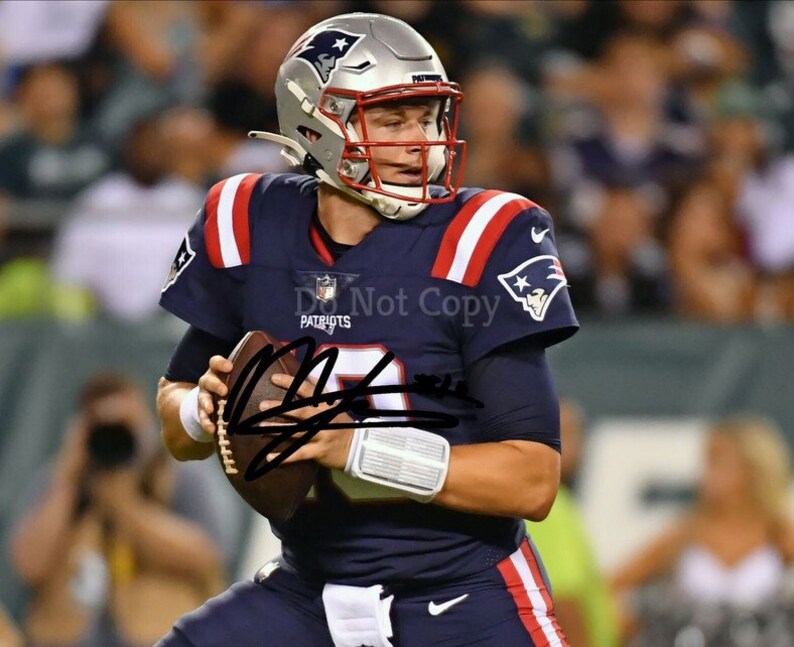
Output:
top-left (316, 275), bottom-right (337, 302)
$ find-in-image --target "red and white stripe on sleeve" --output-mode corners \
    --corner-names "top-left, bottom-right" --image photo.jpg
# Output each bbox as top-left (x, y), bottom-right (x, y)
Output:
top-left (204, 173), bottom-right (261, 268)
top-left (431, 190), bottom-right (538, 287)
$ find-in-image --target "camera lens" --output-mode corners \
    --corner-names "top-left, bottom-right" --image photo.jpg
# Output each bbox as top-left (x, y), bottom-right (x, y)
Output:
top-left (87, 422), bottom-right (137, 469)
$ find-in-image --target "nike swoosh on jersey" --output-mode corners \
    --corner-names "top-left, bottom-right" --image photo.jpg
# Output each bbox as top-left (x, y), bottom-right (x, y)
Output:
top-left (428, 593), bottom-right (469, 616)
top-left (531, 227), bottom-right (549, 244)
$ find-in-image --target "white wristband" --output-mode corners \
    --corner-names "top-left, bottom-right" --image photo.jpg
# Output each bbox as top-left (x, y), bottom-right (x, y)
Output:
top-left (179, 386), bottom-right (213, 443)
top-left (344, 419), bottom-right (450, 502)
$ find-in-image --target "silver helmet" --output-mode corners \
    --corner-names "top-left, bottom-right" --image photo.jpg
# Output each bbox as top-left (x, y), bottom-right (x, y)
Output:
top-left (249, 12), bottom-right (466, 220)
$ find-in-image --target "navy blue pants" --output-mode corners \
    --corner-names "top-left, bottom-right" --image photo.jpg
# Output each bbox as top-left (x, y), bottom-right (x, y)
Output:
top-left (156, 539), bottom-right (566, 647)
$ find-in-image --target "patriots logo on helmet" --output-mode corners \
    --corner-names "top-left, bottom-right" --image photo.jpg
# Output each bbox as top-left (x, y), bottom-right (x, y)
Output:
top-left (293, 28), bottom-right (365, 84)
top-left (497, 255), bottom-right (568, 321)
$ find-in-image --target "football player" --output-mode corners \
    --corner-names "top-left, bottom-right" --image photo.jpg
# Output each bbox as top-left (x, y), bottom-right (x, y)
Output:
top-left (156, 12), bottom-right (577, 647)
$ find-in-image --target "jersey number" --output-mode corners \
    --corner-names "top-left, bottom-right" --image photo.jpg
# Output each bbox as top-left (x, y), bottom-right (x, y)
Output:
top-left (304, 345), bottom-right (409, 503)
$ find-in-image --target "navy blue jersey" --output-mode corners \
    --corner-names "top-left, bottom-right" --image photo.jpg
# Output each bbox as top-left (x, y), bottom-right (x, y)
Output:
top-left (160, 172), bottom-right (578, 588)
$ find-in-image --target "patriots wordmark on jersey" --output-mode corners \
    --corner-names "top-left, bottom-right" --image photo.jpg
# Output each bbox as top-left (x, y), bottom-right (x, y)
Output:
top-left (161, 172), bottom-right (578, 587)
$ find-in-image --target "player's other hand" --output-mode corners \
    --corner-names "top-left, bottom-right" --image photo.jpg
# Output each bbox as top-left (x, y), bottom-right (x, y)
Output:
top-left (196, 355), bottom-right (233, 436)
top-left (260, 373), bottom-right (354, 471)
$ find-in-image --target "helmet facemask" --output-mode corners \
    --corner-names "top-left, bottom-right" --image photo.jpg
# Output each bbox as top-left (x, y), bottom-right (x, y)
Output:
top-left (320, 82), bottom-right (466, 220)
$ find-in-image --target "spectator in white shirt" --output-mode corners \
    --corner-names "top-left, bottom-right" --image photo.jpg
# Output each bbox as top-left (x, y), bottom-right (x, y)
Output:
top-left (51, 113), bottom-right (202, 320)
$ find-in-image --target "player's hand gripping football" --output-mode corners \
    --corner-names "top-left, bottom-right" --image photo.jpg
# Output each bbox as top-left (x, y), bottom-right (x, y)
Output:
top-left (196, 355), bottom-right (233, 437)
top-left (260, 373), bottom-right (355, 471)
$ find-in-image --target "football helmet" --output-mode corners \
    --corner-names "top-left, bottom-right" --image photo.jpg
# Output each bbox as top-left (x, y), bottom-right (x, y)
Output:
top-left (250, 13), bottom-right (465, 220)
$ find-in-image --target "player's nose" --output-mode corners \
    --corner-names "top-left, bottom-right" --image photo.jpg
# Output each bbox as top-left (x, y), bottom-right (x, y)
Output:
top-left (405, 121), bottom-right (430, 154)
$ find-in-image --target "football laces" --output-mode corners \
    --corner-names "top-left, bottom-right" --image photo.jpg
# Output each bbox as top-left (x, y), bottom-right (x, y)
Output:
top-left (215, 398), bottom-right (238, 475)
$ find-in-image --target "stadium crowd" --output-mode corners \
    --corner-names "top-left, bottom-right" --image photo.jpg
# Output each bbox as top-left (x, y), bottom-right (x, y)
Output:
top-left (0, 0), bottom-right (792, 322)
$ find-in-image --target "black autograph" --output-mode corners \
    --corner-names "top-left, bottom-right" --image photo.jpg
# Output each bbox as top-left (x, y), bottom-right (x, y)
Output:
top-left (222, 336), bottom-right (482, 481)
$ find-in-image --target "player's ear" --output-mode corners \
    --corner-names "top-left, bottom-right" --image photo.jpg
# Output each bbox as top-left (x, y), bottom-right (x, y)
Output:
top-left (298, 126), bottom-right (322, 144)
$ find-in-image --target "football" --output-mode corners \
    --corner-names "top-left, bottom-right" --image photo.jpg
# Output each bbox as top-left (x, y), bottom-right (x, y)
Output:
top-left (213, 330), bottom-right (317, 522)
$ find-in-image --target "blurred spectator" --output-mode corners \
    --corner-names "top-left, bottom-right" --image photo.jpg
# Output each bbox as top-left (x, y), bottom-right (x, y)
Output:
top-left (528, 398), bottom-right (620, 647)
top-left (0, 602), bottom-right (23, 647)
top-left (50, 113), bottom-right (202, 320)
top-left (735, 151), bottom-right (794, 321)
top-left (714, 79), bottom-right (794, 321)
top-left (617, 0), bottom-right (689, 40)
top-left (668, 182), bottom-right (756, 321)
top-left (157, 107), bottom-right (216, 187)
top-left (764, 0), bottom-right (794, 152)
top-left (461, 64), bottom-right (550, 204)
top-left (0, 63), bottom-right (111, 201)
top-left (694, 84), bottom-right (792, 319)
top-left (667, 22), bottom-right (747, 124)
top-left (194, 0), bottom-right (273, 87)
top-left (705, 81), bottom-right (768, 203)
top-left (611, 416), bottom-right (794, 644)
top-left (0, 0), bottom-right (108, 67)
top-left (562, 184), bottom-right (670, 316)
top-left (548, 0), bottom-right (689, 63)
top-left (87, 0), bottom-right (201, 148)
top-left (460, 1), bottom-right (558, 85)
top-left (0, 97), bottom-right (18, 141)
top-left (179, 1), bottom-right (341, 184)
top-left (160, 105), bottom-right (285, 189)
top-left (767, 0), bottom-right (794, 76)
top-left (194, 2), bottom-right (309, 136)
top-left (550, 32), bottom-right (701, 230)
top-left (8, 372), bottom-right (226, 647)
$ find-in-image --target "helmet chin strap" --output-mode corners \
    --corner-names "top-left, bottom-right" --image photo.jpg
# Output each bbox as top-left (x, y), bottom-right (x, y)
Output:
top-left (248, 130), bottom-right (433, 220)
top-left (361, 183), bottom-right (427, 220)
top-left (366, 145), bottom-right (446, 221)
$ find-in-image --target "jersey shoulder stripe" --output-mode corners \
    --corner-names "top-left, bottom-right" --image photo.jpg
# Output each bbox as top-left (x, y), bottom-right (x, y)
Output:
top-left (204, 173), bottom-right (262, 268)
top-left (432, 190), bottom-right (538, 287)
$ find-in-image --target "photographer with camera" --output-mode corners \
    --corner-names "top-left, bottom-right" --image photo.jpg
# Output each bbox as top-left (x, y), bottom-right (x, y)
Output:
top-left (9, 372), bottom-right (226, 647)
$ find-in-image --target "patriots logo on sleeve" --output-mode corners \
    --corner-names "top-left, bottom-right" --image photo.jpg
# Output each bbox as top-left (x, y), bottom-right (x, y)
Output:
top-left (293, 28), bottom-right (365, 84)
top-left (162, 233), bottom-right (195, 292)
top-left (497, 255), bottom-right (568, 321)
